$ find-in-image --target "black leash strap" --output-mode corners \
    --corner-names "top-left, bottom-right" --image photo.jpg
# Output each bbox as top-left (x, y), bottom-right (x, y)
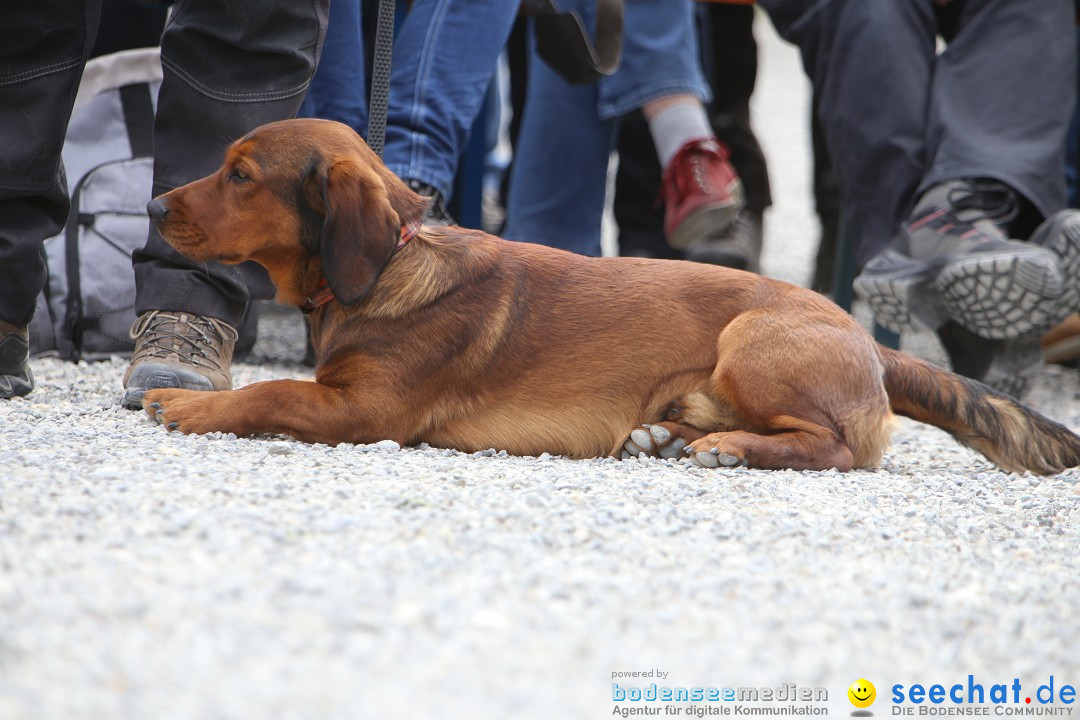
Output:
top-left (368, 0), bottom-right (396, 158)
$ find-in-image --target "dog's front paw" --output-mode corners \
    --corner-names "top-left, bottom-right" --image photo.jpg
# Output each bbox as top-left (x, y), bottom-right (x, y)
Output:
top-left (143, 388), bottom-right (225, 435)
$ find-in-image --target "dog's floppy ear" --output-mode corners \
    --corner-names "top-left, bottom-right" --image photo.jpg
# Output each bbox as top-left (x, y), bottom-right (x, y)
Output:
top-left (316, 155), bottom-right (400, 305)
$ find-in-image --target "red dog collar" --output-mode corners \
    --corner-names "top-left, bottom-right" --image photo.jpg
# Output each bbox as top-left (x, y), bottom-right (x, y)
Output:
top-left (301, 221), bottom-right (422, 314)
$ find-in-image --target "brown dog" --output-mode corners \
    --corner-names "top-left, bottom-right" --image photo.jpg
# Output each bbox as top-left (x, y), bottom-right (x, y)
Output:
top-left (143, 119), bottom-right (1080, 474)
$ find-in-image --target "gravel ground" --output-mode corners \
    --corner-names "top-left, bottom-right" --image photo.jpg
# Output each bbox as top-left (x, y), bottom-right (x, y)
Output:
top-left (3, 16), bottom-right (1080, 720)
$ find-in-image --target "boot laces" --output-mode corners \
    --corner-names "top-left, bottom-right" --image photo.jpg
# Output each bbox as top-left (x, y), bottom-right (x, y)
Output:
top-left (129, 311), bottom-right (238, 370)
top-left (663, 140), bottom-right (729, 204)
top-left (946, 179), bottom-right (1019, 228)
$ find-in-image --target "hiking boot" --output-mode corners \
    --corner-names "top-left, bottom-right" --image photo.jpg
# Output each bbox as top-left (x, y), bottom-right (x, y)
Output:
top-left (1017, 209), bottom-right (1080, 335)
top-left (1027, 211), bottom-right (1080, 367)
top-left (683, 209), bottom-right (763, 273)
top-left (936, 201), bottom-right (1075, 341)
top-left (406, 179), bottom-right (456, 226)
top-left (0, 319), bottom-right (33, 399)
top-left (853, 246), bottom-right (951, 335)
top-left (855, 178), bottom-right (1064, 339)
top-left (661, 138), bottom-right (744, 251)
top-left (120, 311), bottom-right (238, 409)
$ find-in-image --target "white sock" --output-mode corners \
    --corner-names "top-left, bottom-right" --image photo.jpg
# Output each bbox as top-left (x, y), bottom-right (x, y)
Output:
top-left (647, 100), bottom-right (714, 169)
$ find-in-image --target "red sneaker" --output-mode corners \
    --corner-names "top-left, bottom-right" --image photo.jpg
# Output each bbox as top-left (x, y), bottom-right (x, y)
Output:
top-left (661, 137), bottom-right (744, 250)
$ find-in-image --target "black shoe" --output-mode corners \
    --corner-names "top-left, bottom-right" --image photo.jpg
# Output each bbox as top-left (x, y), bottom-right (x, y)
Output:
top-left (406, 179), bottom-right (456, 226)
top-left (683, 209), bottom-right (763, 273)
top-left (855, 178), bottom-right (1064, 339)
top-left (0, 320), bottom-right (34, 399)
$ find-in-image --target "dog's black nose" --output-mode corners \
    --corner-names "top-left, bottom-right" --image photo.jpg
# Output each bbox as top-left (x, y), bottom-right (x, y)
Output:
top-left (146, 198), bottom-right (169, 225)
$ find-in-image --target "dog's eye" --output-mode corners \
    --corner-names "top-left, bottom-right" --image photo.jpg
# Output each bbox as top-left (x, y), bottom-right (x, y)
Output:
top-left (229, 168), bottom-right (250, 182)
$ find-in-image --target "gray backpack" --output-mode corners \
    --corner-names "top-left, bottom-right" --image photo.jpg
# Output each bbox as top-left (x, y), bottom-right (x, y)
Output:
top-left (29, 48), bottom-right (161, 361)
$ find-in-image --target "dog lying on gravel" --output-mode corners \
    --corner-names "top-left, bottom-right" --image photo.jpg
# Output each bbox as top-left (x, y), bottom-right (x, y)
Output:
top-left (142, 119), bottom-right (1080, 475)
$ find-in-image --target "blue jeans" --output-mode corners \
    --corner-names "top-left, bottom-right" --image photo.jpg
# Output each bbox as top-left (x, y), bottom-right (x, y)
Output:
top-left (503, 0), bottom-right (710, 256)
top-left (300, 0), bottom-right (517, 203)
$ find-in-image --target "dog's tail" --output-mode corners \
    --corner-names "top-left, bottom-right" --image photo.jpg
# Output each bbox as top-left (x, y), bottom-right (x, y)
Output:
top-left (879, 345), bottom-right (1080, 474)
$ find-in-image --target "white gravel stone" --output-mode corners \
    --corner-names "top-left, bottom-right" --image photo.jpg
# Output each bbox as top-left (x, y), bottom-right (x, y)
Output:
top-left (5, 317), bottom-right (1078, 720)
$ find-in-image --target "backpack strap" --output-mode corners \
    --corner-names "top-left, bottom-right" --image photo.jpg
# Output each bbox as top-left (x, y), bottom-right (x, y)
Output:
top-left (61, 172), bottom-right (92, 360)
top-left (119, 82), bottom-right (155, 158)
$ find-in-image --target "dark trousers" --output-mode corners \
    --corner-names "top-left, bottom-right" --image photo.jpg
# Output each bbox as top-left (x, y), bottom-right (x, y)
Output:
top-left (698, 2), bottom-right (771, 217)
top-left (0, 0), bottom-right (328, 327)
top-left (760, 0), bottom-right (1077, 267)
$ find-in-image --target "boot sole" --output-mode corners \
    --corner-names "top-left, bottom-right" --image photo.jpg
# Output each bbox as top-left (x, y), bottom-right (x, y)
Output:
top-left (666, 182), bottom-right (744, 251)
top-left (0, 333), bottom-right (34, 398)
top-left (120, 362), bottom-right (216, 409)
top-left (936, 248), bottom-right (1066, 340)
top-left (0, 367), bottom-right (34, 399)
top-left (853, 267), bottom-right (949, 335)
top-left (1036, 210), bottom-right (1080, 335)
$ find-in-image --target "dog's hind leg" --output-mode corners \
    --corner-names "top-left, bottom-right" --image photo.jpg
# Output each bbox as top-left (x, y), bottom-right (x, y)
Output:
top-left (621, 411), bottom-right (856, 470)
top-left (684, 422), bottom-right (855, 471)
top-left (680, 306), bottom-right (892, 471)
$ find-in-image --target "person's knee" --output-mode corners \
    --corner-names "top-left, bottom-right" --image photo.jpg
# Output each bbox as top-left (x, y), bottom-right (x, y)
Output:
top-left (160, 2), bottom-right (323, 99)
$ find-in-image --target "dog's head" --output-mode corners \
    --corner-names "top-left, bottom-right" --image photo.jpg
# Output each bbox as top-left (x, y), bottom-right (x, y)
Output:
top-left (147, 118), bottom-right (430, 305)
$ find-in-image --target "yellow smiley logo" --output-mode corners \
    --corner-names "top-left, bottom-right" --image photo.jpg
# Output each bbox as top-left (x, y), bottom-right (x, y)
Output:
top-left (848, 679), bottom-right (876, 708)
